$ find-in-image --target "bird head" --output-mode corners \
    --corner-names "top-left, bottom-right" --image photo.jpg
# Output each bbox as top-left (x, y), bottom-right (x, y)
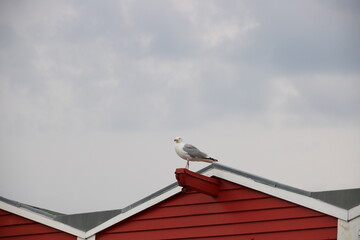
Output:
top-left (173, 137), bottom-right (183, 143)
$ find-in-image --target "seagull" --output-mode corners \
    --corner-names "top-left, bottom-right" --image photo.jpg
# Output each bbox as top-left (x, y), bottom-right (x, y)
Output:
top-left (174, 137), bottom-right (218, 169)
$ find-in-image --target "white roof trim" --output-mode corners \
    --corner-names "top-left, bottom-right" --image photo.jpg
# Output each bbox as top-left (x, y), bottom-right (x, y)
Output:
top-left (84, 186), bottom-right (182, 238)
top-left (349, 205), bottom-right (360, 220)
top-left (0, 201), bottom-right (85, 238)
top-left (206, 167), bottom-right (349, 220)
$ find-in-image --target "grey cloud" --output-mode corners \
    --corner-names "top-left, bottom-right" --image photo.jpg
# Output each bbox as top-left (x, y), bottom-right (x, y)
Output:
top-left (1, 0), bottom-right (359, 134)
top-left (197, 63), bottom-right (270, 117)
top-left (118, 1), bottom-right (207, 60)
top-left (1, 0), bottom-right (359, 213)
top-left (243, 1), bottom-right (360, 74)
top-left (292, 77), bottom-right (360, 123)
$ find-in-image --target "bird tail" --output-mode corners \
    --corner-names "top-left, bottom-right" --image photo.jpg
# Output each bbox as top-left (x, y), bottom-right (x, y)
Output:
top-left (207, 157), bottom-right (218, 162)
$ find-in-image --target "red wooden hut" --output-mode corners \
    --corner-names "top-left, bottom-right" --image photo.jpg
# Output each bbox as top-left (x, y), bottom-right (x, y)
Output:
top-left (1, 164), bottom-right (359, 239)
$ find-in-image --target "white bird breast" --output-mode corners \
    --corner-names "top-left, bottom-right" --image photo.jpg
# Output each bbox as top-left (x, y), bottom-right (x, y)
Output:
top-left (175, 143), bottom-right (190, 160)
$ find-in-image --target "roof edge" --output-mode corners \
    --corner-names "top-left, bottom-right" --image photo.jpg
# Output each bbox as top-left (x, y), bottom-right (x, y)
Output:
top-left (0, 196), bottom-right (60, 219)
top-left (209, 163), bottom-right (350, 220)
top-left (349, 204), bottom-right (360, 220)
top-left (85, 186), bottom-right (182, 237)
top-left (0, 197), bottom-right (86, 238)
top-left (210, 163), bottom-right (312, 196)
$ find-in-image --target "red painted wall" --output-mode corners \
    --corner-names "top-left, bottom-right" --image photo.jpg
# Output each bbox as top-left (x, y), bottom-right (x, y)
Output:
top-left (0, 209), bottom-right (76, 240)
top-left (98, 178), bottom-right (337, 240)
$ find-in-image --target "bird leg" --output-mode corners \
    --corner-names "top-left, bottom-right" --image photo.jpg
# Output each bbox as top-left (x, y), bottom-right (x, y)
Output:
top-left (185, 160), bottom-right (190, 169)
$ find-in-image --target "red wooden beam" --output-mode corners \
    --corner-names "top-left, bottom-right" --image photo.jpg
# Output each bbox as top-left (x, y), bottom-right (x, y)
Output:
top-left (175, 168), bottom-right (220, 197)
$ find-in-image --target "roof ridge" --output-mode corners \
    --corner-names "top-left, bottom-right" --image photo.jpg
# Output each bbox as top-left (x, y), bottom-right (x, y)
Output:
top-left (313, 187), bottom-right (360, 193)
top-left (210, 163), bottom-right (312, 196)
top-left (0, 196), bottom-right (61, 219)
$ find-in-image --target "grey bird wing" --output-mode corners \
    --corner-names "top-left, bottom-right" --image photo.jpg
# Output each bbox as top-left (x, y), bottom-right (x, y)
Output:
top-left (183, 143), bottom-right (208, 159)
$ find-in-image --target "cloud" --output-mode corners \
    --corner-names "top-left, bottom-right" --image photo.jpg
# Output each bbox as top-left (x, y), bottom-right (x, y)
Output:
top-left (1, 0), bottom-right (359, 133)
top-left (0, 0), bottom-right (359, 213)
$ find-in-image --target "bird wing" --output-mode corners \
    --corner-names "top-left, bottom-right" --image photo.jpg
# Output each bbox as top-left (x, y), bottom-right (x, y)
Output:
top-left (183, 143), bottom-right (208, 158)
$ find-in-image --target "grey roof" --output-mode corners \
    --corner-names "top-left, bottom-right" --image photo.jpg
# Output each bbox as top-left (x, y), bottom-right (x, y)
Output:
top-left (54, 182), bottom-right (179, 231)
top-left (0, 195), bottom-right (123, 232)
top-left (311, 188), bottom-right (360, 210)
top-left (55, 209), bottom-right (123, 231)
top-left (1, 163), bottom-right (359, 232)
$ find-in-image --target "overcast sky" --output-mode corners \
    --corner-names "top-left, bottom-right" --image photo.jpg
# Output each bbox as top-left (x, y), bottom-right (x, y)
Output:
top-left (1, 0), bottom-right (359, 214)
